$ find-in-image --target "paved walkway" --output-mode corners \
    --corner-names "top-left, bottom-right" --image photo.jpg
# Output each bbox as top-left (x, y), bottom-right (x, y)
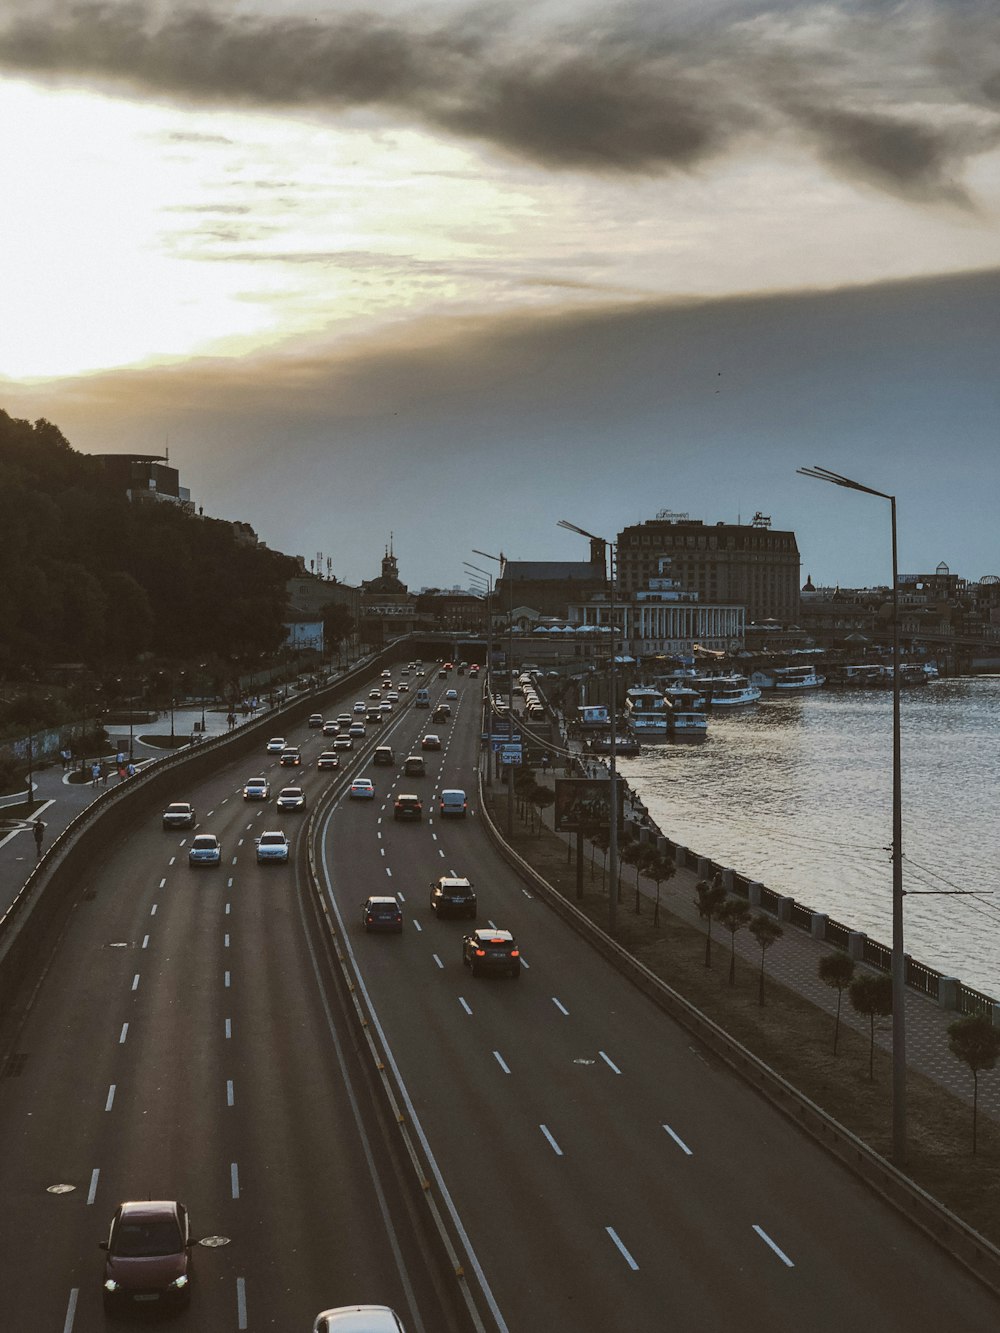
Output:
top-left (512, 701), bottom-right (1000, 1124)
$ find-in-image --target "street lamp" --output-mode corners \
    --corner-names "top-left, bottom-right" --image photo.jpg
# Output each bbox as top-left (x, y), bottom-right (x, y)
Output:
top-left (473, 549), bottom-right (515, 833)
top-left (798, 464), bottom-right (906, 1165)
top-left (465, 562), bottom-right (495, 787)
top-left (557, 519), bottom-right (619, 935)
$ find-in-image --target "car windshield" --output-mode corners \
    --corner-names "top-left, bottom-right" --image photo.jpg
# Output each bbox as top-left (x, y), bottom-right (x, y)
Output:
top-left (114, 1216), bottom-right (183, 1257)
top-left (260, 835), bottom-right (284, 845)
top-left (193, 837), bottom-right (216, 848)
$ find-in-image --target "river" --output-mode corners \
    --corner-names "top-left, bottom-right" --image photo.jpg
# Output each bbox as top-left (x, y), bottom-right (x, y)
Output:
top-left (616, 676), bottom-right (1000, 999)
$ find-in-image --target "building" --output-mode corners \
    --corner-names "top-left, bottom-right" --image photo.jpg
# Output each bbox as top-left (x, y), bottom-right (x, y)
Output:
top-left (359, 539), bottom-right (420, 646)
top-left (615, 510), bottom-right (800, 625)
top-left (494, 543), bottom-right (608, 619)
top-left (95, 453), bottom-right (192, 510)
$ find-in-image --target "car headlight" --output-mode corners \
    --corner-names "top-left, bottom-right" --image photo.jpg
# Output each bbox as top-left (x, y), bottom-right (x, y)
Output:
top-left (168, 1275), bottom-right (189, 1290)
top-left (104, 1279), bottom-right (120, 1292)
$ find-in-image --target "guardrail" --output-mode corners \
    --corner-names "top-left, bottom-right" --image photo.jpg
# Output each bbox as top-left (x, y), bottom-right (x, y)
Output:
top-left (477, 771), bottom-right (1000, 1301)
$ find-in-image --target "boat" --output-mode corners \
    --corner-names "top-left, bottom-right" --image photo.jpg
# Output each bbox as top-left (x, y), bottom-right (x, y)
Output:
top-left (625, 685), bottom-right (708, 739)
top-left (577, 704), bottom-right (610, 730)
top-left (752, 664), bottom-right (827, 691)
top-left (624, 687), bottom-right (669, 736)
top-left (695, 674), bottom-right (762, 707)
top-left (827, 664), bottom-right (885, 687)
top-left (587, 735), bottom-right (641, 755)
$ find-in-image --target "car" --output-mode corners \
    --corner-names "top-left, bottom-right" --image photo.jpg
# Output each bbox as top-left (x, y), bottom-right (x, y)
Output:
top-left (437, 669), bottom-right (447, 679)
top-left (445, 688), bottom-right (458, 700)
top-left (440, 788), bottom-right (468, 818)
top-left (100, 1199), bottom-right (195, 1313)
top-left (338, 713), bottom-right (353, 726)
top-left (443, 662), bottom-right (454, 672)
top-left (403, 755), bottom-right (426, 777)
top-left (353, 702), bottom-right (367, 714)
top-left (333, 736), bottom-right (353, 751)
top-left (308, 713), bottom-right (323, 728)
top-left (366, 708), bottom-right (383, 724)
top-left (266, 737), bottom-right (286, 753)
top-left (387, 691), bottom-right (399, 702)
top-left (279, 748), bottom-right (301, 767)
top-left (188, 834), bottom-right (221, 866)
top-left (393, 794), bottom-right (423, 821)
top-left (243, 777), bottom-right (270, 800)
top-left (256, 830), bottom-right (290, 863)
top-left (349, 778), bottom-right (375, 800)
top-left (397, 682), bottom-right (409, 692)
top-left (379, 700), bottom-right (392, 713)
top-left (162, 802), bottom-right (196, 829)
top-left (431, 705), bottom-right (450, 723)
top-left (362, 895), bottom-right (403, 933)
top-left (421, 734), bottom-right (441, 750)
top-left (457, 663), bottom-right (466, 675)
top-left (462, 928), bottom-right (520, 977)
top-left (368, 689), bottom-right (381, 700)
top-left (430, 875), bottom-right (476, 918)
top-left (322, 720), bottom-right (340, 736)
top-left (313, 1307), bottom-right (406, 1333)
top-left (373, 746), bottom-right (395, 766)
top-left (276, 786), bottom-right (307, 811)
top-left (317, 751), bottom-right (340, 771)
top-left (381, 669), bottom-right (392, 680)
top-left (349, 722), bottom-right (366, 738)
top-left (400, 667), bottom-right (410, 677)
top-left (469, 665), bottom-right (480, 676)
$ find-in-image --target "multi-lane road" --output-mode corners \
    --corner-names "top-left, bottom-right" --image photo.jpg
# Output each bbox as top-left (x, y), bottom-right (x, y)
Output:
top-left (1, 666), bottom-right (999, 1331)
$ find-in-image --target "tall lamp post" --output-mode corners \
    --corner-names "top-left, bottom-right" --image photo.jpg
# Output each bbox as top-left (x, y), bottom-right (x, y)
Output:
top-left (473, 549), bottom-right (515, 834)
top-left (465, 562), bottom-right (495, 787)
top-left (558, 519), bottom-right (619, 935)
top-left (799, 464), bottom-right (905, 1165)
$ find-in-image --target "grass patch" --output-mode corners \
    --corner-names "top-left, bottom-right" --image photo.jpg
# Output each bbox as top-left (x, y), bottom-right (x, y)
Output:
top-left (488, 792), bottom-right (1000, 1247)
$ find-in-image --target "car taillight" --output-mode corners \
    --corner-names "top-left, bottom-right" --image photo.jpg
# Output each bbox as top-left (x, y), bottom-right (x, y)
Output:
top-left (474, 948), bottom-right (486, 956)
top-left (510, 949), bottom-right (520, 957)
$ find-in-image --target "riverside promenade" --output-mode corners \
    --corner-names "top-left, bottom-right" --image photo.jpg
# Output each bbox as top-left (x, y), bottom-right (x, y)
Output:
top-left (518, 703), bottom-right (1000, 1125)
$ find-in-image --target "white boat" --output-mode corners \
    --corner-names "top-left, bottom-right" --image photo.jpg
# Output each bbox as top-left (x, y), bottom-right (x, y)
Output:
top-left (752, 664), bottom-right (827, 691)
top-left (696, 674), bottom-right (762, 707)
top-left (625, 687), bottom-right (670, 735)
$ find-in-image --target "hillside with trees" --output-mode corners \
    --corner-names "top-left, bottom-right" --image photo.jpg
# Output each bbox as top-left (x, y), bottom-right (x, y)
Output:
top-left (0, 410), bottom-right (298, 673)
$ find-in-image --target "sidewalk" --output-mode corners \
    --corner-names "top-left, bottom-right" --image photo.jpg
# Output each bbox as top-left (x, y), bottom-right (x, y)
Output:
top-left (520, 712), bottom-right (999, 1124)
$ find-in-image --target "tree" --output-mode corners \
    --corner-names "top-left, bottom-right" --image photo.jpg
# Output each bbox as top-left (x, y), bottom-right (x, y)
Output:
top-left (619, 840), bottom-right (653, 914)
top-left (529, 784), bottom-right (555, 835)
top-left (848, 973), bottom-right (893, 1080)
top-left (717, 897), bottom-right (751, 985)
top-left (694, 874), bottom-right (726, 968)
top-left (948, 1012), bottom-right (1000, 1154)
top-left (647, 852), bottom-right (676, 926)
top-left (819, 953), bottom-right (856, 1055)
top-left (321, 601), bottom-right (356, 654)
top-left (589, 826), bottom-right (609, 887)
top-left (749, 914), bottom-right (783, 1005)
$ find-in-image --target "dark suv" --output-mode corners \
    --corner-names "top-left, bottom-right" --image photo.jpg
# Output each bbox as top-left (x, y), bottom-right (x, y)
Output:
top-left (430, 876), bottom-right (477, 919)
top-left (462, 928), bottom-right (520, 977)
top-left (362, 895), bottom-right (403, 933)
top-left (393, 794), bottom-right (423, 821)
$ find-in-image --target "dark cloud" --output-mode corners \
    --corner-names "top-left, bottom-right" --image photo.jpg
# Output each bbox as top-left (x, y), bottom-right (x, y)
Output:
top-left (0, 2), bottom-right (997, 200)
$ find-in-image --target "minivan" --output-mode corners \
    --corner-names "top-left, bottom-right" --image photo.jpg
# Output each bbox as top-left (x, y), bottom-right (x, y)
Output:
top-left (440, 789), bottom-right (468, 818)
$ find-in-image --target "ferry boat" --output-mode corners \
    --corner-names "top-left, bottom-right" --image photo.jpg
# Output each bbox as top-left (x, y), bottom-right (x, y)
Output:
top-left (827, 664), bottom-right (885, 687)
top-left (752, 664), bottom-right (827, 691)
top-left (695, 674), bottom-right (762, 707)
top-left (624, 687), bottom-right (669, 736)
top-left (626, 684), bottom-right (708, 738)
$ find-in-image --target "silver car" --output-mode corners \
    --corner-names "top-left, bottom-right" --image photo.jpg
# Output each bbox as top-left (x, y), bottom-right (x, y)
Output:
top-left (276, 786), bottom-right (307, 812)
top-left (255, 831), bottom-right (289, 864)
top-left (313, 1308), bottom-right (405, 1333)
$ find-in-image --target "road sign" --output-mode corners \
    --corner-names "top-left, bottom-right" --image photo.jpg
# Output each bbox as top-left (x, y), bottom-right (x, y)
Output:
top-left (491, 734), bottom-right (521, 750)
top-left (500, 745), bottom-right (523, 765)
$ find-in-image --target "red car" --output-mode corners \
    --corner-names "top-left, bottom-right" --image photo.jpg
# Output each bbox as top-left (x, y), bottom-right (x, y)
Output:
top-left (100, 1200), bottom-right (195, 1313)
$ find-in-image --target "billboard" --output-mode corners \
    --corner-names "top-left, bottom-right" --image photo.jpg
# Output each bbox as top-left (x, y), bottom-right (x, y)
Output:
top-left (553, 778), bottom-right (624, 833)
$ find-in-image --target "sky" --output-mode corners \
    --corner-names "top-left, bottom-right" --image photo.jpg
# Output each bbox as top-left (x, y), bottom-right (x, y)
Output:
top-left (1, 0), bottom-right (998, 591)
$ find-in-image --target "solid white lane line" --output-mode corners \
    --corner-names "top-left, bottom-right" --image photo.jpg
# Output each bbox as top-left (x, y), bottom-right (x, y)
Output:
top-left (413, 920), bottom-right (422, 933)
top-left (225, 1018), bottom-right (232, 1039)
top-left (539, 1125), bottom-right (563, 1156)
top-left (62, 1288), bottom-right (79, 1333)
top-left (493, 1050), bottom-right (511, 1073)
top-left (86, 1168), bottom-right (99, 1206)
top-left (227, 1080), bottom-right (235, 1107)
top-left (141, 935), bottom-right (149, 949)
top-left (150, 904), bottom-right (157, 915)
top-left (158, 878), bottom-right (166, 889)
top-left (236, 1276), bottom-right (248, 1330)
top-left (432, 953), bottom-right (444, 969)
top-left (599, 1050), bottom-right (622, 1074)
top-left (606, 1227), bottom-right (639, 1270)
top-left (105, 1085), bottom-right (116, 1112)
top-left (753, 1224), bottom-right (795, 1267)
top-left (662, 1124), bottom-right (693, 1155)
top-left (458, 997), bottom-right (473, 1015)
top-left (119, 1023), bottom-right (128, 1044)
top-left (552, 997), bottom-right (569, 1015)
top-left (230, 1163), bottom-right (240, 1199)
top-left (224, 971), bottom-right (231, 988)
top-left (131, 974), bottom-right (139, 992)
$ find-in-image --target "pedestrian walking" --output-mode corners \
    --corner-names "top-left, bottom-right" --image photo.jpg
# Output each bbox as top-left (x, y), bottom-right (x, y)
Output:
top-left (117, 764), bottom-right (126, 783)
top-left (541, 753), bottom-right (550, 774)
top-left (33, 820), bottom-right (45, 860)
top-left (60, 747), bottom-right (71, 772)
top-left (126, 762), bottom-right (136, 779)
top-left (100, 762), bottom-right (109, 786)
top-left (91, 761), bottom-right (101, 784)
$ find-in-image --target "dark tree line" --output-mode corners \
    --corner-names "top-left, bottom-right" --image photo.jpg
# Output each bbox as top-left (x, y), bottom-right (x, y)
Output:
top-left (0, 411), bottom-right (298, 670)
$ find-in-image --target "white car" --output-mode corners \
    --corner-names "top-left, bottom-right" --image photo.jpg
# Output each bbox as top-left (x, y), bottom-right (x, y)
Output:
top-left (308, 713), bottom-right (323, 728)
top-left (445, 688), bottom-right (458, 700)
top-left (353, 702), bottom-right (367, 714)
top-left (162, 802), bottom-right (196, 830)
top-left (349, 722), bottom-right (366, 738)
top-left (276, 786), bottom-right (307, 812)
top-left (322, 720), bottom-right (340, 736)
top-left (349, 779), bottom-right (375, 800)
top-left (243, 777), bottom-right (270, 800)
top-left (313, 1307), bottom-right (405, 1333)
top-left (266, 737), bottom-right (286, 754)
top-left (256, 830), bottom-right (289, 864)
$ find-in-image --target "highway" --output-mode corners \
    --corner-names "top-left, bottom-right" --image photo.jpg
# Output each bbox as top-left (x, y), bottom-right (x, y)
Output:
top-left (1, 663), bottom-right (998, 1330)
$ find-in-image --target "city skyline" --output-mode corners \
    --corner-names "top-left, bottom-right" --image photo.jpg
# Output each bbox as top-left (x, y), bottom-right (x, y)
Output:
top-left (1, 0), bottom-right (998, 588)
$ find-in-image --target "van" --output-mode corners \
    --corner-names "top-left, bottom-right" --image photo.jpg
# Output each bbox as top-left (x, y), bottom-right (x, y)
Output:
top-left (440, 788), bottom-right (468, 818)
top-left (415, 687), bottom-right (430, 708)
